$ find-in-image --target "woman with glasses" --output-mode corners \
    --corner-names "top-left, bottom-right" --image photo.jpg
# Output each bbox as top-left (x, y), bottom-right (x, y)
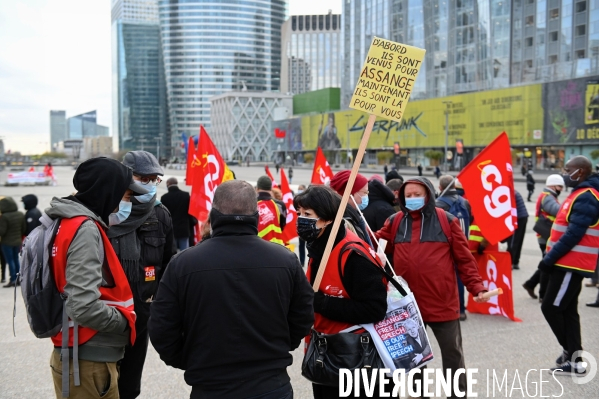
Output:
top-left (294, 185), bottom-right (387, 398)
top-left (107, 151), bottom-right (176, 398)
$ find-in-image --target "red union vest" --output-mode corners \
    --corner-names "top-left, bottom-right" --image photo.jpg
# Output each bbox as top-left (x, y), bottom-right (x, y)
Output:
top-left (535, 191), bottom-right (558, 238)
top-left (306, 229), bottom-right (384, 335)
top-left (257, 199), bottom-right (284, 245)
top-left (51, 216), bottom-right (137, 347)
top-left (546, 187), bottom-right (599, 275)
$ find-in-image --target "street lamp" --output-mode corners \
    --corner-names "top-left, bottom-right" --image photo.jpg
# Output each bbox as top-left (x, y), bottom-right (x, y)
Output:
top-left (442, 100), bottom-right (452, 172)
top-left (345, 113), bottom-right (353, 168)
top-left (155, 137), bottom-right (161, 161)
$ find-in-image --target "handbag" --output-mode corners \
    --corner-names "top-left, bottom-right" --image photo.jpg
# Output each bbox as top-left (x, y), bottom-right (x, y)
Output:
top-left (301, 328), bottom-right (385, 386)
top-left (533, 214), bottom-right (553, 240)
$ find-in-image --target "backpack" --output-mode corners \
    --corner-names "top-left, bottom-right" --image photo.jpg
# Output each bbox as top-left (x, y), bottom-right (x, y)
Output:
top-left (437, 196), bottom-right (470, 238)
top-left (19, 213), bottom-right (64, 338)
top-left (391, 208), bottom-right (454, 246)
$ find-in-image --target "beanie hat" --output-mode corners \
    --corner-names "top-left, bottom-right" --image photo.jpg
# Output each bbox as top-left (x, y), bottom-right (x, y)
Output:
top-left (122, 151), bottom-right (164, 176)
top-left (330, 170), bottom-right (368, 196)
top-left (546, 174), bottom-right (565, 187)
top-left (256, 175), bottom-right (272, 191)
top-left (385, 170), bottom-right (403, 183)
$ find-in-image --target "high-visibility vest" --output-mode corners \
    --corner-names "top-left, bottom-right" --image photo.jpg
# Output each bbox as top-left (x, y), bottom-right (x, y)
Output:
top-left (546, 187), bottom-right (599, 275)
top-left (535, 191), bottom-right (557, 238)
top-left (257, 199), bottom-right (284, 245)
top-left (468, 224), bottom-right (498, 253)
top-left (51, 216), bottom-right (137, 347)
top-left (306, 229), bottom-right (383, 335)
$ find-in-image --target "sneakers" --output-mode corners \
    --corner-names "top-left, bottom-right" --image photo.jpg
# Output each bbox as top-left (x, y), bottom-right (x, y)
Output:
top-left (459, 312), bottom-right (467, 321)
top-left (512, 264), bottom-right (520, 270)
top-left (556, 351), bottom-right (569, 366)
top-left (550, 361), bottom-right (586, 376)
top-left (522, 283), bottom-right (538, 299)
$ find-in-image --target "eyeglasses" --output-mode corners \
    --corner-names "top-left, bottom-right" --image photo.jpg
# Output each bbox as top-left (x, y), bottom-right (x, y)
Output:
top-left (135, 175), bottom-right (162, 185)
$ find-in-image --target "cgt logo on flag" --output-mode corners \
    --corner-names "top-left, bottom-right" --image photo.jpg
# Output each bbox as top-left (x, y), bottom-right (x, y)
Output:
top-left (478, 160), bottom-right (515, 233)
top-left (274, 128), bottom-right (286, 138)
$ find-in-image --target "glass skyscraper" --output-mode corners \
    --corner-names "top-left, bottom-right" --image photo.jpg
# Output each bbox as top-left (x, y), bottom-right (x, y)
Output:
top-left (112, 0), bottom-right (170, 158)
top-left (280, 13), bottom-right (341, 94)
top-left (342, 0), bottom-right (598, 106)
top-left (50, 110), bottom-right (67, 150)
top-left (158, 0), bottom-right (287, 140)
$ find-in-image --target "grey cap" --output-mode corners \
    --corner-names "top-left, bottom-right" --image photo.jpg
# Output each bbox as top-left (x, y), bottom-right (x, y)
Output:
top-left (256, 175), bottom-right (272, 191)
top-left (122, 151), bottom-right (164, 176)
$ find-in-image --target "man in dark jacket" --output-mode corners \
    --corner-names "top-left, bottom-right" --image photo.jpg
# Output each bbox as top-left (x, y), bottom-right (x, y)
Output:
top-left (161, 177), bottom-right (194, 251)
top-left (21, 194), bottom-right (42, 236)
top-left (507, 191), bottom-right (529, 270)
top-left (362, 178), bottom-right (396, 232)
top-left (526, 170), bottom-right (536, 201)
top-left (539, 156), bottom-right (599, 375)
top-left (109, 151), bottom-right (176, 399)
top-left (436, 175), bottom-right (473, 321)
top-left (0, 197), bottom-right (26, 287)
top-left (149, 180), bottom-right (313, 399)
top-left (376, 177), bottom-right (488, 398)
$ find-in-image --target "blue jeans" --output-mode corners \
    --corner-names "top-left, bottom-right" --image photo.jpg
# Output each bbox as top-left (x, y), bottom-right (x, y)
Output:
top-left (176, 237), bottom-right (190, 251)
top-left (1, 245), bottom-right (20, 283)
top-left (456, 269), bottom-right (465, 313)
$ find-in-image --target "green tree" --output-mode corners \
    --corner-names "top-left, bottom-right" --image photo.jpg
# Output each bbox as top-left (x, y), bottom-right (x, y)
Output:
top-left (376, 151), bottom-right (394, 165)
top-left (303, 152), bottom-right (315, 163)
top-left (590, 150), bottom-right (599, 160)
top-left (424, 150), bottom-right (443, 166)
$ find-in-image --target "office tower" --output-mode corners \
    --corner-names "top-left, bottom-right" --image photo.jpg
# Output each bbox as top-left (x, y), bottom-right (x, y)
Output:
top-left (50, 110), bottom-right (67, 151)
top-left (112, 0), bottom-right (169, 158)
top-left (341, 0), bottom-right (598, 106)
top-left (280, 12), bottom-right (341, 94)
top-left (158, 0), bottom-right (287, 141)
top-left (67, 111), bottom-right (101, 139)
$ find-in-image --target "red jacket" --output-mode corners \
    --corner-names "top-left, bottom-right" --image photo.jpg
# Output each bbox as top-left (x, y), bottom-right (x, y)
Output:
top-left (375, 177), bottom-right (486, 322)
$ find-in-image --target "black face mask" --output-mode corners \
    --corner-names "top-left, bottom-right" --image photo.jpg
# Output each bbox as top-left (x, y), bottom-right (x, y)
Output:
top-left (296, 216), bottom-right (322, 242)
top-left (554, 189), bottom-right (561, 197)
top-left (562, 169), bottom-right (581, 188)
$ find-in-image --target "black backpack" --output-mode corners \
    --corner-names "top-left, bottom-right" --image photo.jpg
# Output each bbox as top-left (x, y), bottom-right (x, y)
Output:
top-left (19, 213), bottom-right (64, 338)
top-left (437, 196), bottom-right (471, 238)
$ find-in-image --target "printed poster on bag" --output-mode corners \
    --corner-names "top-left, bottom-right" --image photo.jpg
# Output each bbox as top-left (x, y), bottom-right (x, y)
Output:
top-left (362, 293), bottom-right (434, 373)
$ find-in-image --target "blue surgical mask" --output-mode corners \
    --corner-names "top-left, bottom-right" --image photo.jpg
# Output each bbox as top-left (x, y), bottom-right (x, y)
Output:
top-left (109, 201), bottom-right (132, 226)
top-left (134, 185), bottom-right (157, 203)
top-left (358, 195), bottom-right (369, 211)
top-left (405, 197), bottom-right (425, 211)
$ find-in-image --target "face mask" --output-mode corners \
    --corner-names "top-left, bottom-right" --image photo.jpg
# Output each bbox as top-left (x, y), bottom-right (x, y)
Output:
top-left (134, 185), bottom-right (157, 203)
top-left (109, 201), bottom-right (132, 226)
top-left (296, 216), bottom-right (322, 242)
top-left (562, 169), bottom-right (581, 188)
top-left (554, 189), bottom-right (561, 197)
top-left (405, 197), bottom-right (425, 211)
top-left (357, 195), bottom-right (369, 211)
top-left (297, 190), bottom-right (303, 194)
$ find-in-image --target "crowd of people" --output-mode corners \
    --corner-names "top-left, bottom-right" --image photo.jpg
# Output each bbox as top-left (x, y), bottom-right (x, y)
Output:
top-left (1, 153), bottom-right (598, 398)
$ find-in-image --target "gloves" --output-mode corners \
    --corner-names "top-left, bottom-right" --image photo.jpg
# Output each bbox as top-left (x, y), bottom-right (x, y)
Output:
top-left (477, 244), bottom-right (486, 255)
top-left (313, 292), bottom-right (327, 313)
top-left (538, 259), bottom-right (552, 273)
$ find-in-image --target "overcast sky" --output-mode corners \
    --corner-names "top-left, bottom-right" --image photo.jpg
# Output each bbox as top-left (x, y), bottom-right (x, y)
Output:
top-left (0, 0), bottom-right (342, 155)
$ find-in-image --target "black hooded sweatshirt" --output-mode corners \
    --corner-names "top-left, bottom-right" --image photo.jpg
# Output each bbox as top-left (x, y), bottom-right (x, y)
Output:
top-left (21, 194), bottom-right (42, 236)
top-left (363, 179), bottom-right (397, 232)
top-left (67, 157), bottom-right (133, 226)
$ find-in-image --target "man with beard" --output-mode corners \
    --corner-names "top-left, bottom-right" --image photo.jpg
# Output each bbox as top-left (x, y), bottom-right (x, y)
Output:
top-left (108, 151), bottom-right (176, 398)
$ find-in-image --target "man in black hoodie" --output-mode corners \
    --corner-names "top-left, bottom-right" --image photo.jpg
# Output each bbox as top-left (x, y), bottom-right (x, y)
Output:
top-left (21, 194), bottom-right (42, 236)
top-left (149, 180), bottom-right (313, 399)
top-left (362, 178), bottom-right (397, 232)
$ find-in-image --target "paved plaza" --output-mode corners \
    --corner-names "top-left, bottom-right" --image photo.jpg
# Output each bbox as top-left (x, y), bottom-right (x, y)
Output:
top-left (1, 165), bottom-right (598, 398)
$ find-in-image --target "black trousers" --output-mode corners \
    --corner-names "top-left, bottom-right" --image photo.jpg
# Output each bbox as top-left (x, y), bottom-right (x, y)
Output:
top-left (541, 268), bottom-right (584, 358)
top-left (412, 320), bottom-right (467, 399)
top-left (525, 243), bottom-right (549, 298)
top-left (118, 304), bottom-right (150, 399)
top-left (0, 250), bottom-right (6, 280)
top-left (313, 382), bottom-right (381, 399)
top-left (507, 217), bottom-right (527, 266)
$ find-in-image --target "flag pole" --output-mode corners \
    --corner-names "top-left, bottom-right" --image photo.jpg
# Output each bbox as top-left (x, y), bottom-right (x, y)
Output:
top-left (312, 114), bottom-right (377, 291)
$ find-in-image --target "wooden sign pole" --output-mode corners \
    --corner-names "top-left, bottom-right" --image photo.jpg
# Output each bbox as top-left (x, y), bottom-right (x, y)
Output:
top-left (312, 114), bottom-right (377, 291)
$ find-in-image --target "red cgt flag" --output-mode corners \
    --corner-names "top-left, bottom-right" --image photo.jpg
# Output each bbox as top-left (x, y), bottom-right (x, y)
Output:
top-left (280, 169), bottom-right (298, 243)
top-left (264, 165), bottom-right (279, 188)
top-left (467, 252), bottom-right (521, 322)
top-left (311, 147), bottom-right (334, 185)
top-left (457, 132), bottom-right (517, 245)
top-left (189, 126), bottom-right (235, 222)
top-left (185, 136), bottom-right (198, 186)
